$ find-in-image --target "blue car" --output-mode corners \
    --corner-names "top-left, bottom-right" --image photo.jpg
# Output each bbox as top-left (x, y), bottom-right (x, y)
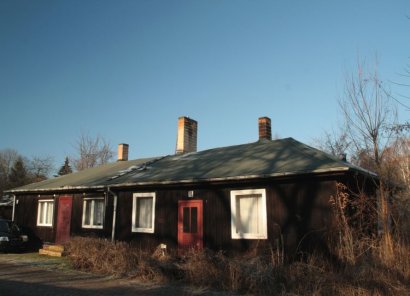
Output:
top-left (0, 219), bottom-right (28, 252)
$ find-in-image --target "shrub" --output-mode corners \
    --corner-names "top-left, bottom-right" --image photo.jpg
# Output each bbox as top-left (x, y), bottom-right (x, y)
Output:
top-left (65, 236), bottom-right (410, 295)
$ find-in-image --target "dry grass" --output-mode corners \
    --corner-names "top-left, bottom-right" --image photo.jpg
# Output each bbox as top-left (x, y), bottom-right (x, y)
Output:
top-left (65, 236), bottom-right (410, 295)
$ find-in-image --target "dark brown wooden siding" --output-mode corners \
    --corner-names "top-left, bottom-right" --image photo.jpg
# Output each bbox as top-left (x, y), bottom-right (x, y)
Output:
top-left (69, 193), bottom-right (113, 239)
top-left (14, 194), bottom-right (56, 246)
top-left (14, 192), bottom-right (114, 248)
top-left (13, 174), bottom-right (354, 256)
top-left (112, 176), bottom-right (339, 255)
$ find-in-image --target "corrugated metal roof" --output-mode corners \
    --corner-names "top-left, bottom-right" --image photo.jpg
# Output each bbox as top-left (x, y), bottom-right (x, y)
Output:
top-left (7, 138), bottom-right (375, 193)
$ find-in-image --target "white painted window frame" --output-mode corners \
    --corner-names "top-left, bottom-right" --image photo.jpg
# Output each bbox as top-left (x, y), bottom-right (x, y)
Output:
top-left (82, 197), bottom-right (105, 229)
top-left (230, 188), bottom-right (268, 239)
top-left (132, 192), bottom-right (156, 233)
top-left (37, 199), bottom-right (54, 227)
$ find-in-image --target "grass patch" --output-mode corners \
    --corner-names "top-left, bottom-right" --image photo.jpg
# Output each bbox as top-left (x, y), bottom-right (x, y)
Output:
top-left (0, 252), bottom-right (72, 271)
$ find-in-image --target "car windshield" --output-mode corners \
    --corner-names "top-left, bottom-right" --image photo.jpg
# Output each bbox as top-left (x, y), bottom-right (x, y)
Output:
top-left (0, 221), bottom-right (10, 232)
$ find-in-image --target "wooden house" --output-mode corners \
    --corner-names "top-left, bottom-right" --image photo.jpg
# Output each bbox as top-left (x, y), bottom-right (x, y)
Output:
top-left (6, 117), bottom-right (377, 255)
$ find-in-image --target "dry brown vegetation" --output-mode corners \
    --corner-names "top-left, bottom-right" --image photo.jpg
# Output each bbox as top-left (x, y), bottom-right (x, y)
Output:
top-left (65, 235), bottom-right (410, 295)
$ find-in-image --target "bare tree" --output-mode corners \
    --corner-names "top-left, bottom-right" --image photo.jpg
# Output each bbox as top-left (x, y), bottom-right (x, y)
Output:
top-left (73, 133), bottom-right (114, 171)
top-left (390, 59), bottom-right (410, 110)
top-left (339, 60), bottom-right (398, 256)
top-left (314, 126), bottom-right (351, 159)
top-left (0, 149), bottom-right (54, 196)
top-left (0, 149), bottom-right (21, 196)
top-left (28, 156), bottom-right (54, 182)
top-left (382, 137), bottom-right (410, 239)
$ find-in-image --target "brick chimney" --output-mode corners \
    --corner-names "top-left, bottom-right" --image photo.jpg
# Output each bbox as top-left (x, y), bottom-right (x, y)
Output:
top-left (117, 143), bottom-right (129, 161)
top-left (258, 117), bottom-right (272, 141)
top-left (176, 116), bottom-right (197, 154)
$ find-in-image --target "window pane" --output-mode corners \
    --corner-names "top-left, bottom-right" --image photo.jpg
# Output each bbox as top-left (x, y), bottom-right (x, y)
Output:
top-left (46, 202), bottom-right (53, 225)
top-left (39, 203), bottom-right (45, 224)
top-left (183, 207), bottom-right (190, 233)
top-left (137, 197), bottom-right (153, 228)
top-left (93, 200), bottom-right (104, 226)
top-left (236, 194), bottom-right (260, 234)
top-left (84, 200), bottom-right (91, 225)
top-left (191, 207), bottom-right (197, 233)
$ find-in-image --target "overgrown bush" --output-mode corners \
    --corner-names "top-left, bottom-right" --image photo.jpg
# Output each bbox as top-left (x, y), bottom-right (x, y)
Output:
top-left (65, 236), bottom-right (410, 295)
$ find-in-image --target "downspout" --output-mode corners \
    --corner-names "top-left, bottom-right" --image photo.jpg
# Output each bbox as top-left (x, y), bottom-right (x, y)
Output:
top-left (107, 187), bottom-right (118, 242)
top-left (11, 194), bottom-right (16, 221)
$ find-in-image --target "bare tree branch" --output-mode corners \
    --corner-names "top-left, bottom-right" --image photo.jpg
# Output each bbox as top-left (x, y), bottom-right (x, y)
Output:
top-left (73, 132), bottom-right (114, 171)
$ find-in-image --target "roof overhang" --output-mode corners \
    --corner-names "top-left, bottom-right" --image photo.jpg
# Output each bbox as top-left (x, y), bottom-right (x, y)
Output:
top-left (5, 166), bottom-right (374, 195)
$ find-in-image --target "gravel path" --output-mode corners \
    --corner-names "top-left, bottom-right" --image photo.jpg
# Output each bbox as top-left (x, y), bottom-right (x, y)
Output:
top-left (0, 254), bottom-right (227, 296)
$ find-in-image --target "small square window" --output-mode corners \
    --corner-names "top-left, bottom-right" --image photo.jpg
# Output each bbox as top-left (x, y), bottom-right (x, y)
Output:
top-left (132, 193), bottom-right (156, 233)
top-left (230, 189), bottom-right (267, 239)
top-left (82, 198), bottom-right (104, 229)
top-left (37, 200), bottom-right (54, 227)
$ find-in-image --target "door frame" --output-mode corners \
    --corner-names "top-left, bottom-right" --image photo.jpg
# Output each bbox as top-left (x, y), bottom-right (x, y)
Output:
top-left (177, 199), bottom-right (203, 250)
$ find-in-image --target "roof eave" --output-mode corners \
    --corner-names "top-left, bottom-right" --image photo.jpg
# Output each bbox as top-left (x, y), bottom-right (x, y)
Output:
top-left (7, 166), bottom-right (376, 194)
top-left (109, 167), bottom-right (352, 188)
top-left (6, 185), bottom-right (106, 194)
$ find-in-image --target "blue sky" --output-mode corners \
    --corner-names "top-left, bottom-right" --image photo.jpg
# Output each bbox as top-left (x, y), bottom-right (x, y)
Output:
top-left (1, 0), bottom-right (409, 172)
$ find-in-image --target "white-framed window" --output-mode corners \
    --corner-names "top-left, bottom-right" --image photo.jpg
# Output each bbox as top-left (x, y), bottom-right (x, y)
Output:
top-left (230, 189), bottom-right (267, 239)
top-left (82, 198), bottom-right (105, 229)
top-left (132, 192), bottom-right (156, 233)
top-left (37, 200), bottom-right (54, 227)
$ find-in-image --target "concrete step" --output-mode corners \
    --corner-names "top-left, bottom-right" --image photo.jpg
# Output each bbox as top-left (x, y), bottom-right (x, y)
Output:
top-left (39, 248), bottom-right (63, 257)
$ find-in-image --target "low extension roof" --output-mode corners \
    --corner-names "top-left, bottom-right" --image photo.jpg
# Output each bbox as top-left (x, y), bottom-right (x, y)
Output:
top-left (7, 138), bottom-right (376, 194)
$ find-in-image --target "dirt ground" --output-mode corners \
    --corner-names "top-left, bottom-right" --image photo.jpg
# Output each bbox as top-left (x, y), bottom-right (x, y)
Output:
top-left (0, 253), bottom-right (231, 296)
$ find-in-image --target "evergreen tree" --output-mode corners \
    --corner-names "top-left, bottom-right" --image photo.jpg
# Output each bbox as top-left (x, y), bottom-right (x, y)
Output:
top-left (8, 157), bottom-right (28, 188)
top-left (58, 157), bottom-right (73, 176)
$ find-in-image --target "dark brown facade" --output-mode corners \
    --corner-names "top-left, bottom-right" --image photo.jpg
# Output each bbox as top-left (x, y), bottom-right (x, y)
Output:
top-left (12, 172), bottom-right (367, 256)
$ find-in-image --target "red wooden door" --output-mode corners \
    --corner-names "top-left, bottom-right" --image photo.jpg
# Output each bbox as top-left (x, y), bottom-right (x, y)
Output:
top-left (178, 200), bottom-right (203, 250)
top-left (55, 196), bottom-right (72, 244)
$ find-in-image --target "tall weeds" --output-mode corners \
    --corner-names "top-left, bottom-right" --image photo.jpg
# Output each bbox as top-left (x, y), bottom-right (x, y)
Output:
top-left (65, 236), bottom-right (409, 295)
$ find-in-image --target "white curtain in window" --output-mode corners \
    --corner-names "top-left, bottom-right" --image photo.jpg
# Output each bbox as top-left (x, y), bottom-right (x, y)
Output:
top-left (137, 197), bottom-right (153, 228)
top-left (94, 200), bottom-right (104, 226)
top-left (236, 194), bottom-right (260, 234)
top-left (46, 202), bottom-right (53, 224)
top-left (39, 202), bottom-right (45, 224)
top-left (84, 200), bottom-right (91, 225)
top-left (38, 201), bottom-right (53, 226)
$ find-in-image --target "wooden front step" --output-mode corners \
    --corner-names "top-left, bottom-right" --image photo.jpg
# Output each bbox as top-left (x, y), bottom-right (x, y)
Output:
top-left (39, 244), bottom-right (65, 257)
top-left (43, 244), bottom-right (64, 252)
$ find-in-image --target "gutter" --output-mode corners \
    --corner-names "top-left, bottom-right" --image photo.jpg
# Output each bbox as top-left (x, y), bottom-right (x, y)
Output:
top-left (107, 187), bottom-right (118, 242)
top-left (105, 167), bottom-right (355, 188)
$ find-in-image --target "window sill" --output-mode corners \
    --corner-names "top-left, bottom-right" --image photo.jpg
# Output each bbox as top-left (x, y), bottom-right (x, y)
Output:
top-left (132, 228), bottom-right (154, 233)
top-left (232, 234), bottom-right (268, 240)
top-left (82, 225), bottom-right (104, 229)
